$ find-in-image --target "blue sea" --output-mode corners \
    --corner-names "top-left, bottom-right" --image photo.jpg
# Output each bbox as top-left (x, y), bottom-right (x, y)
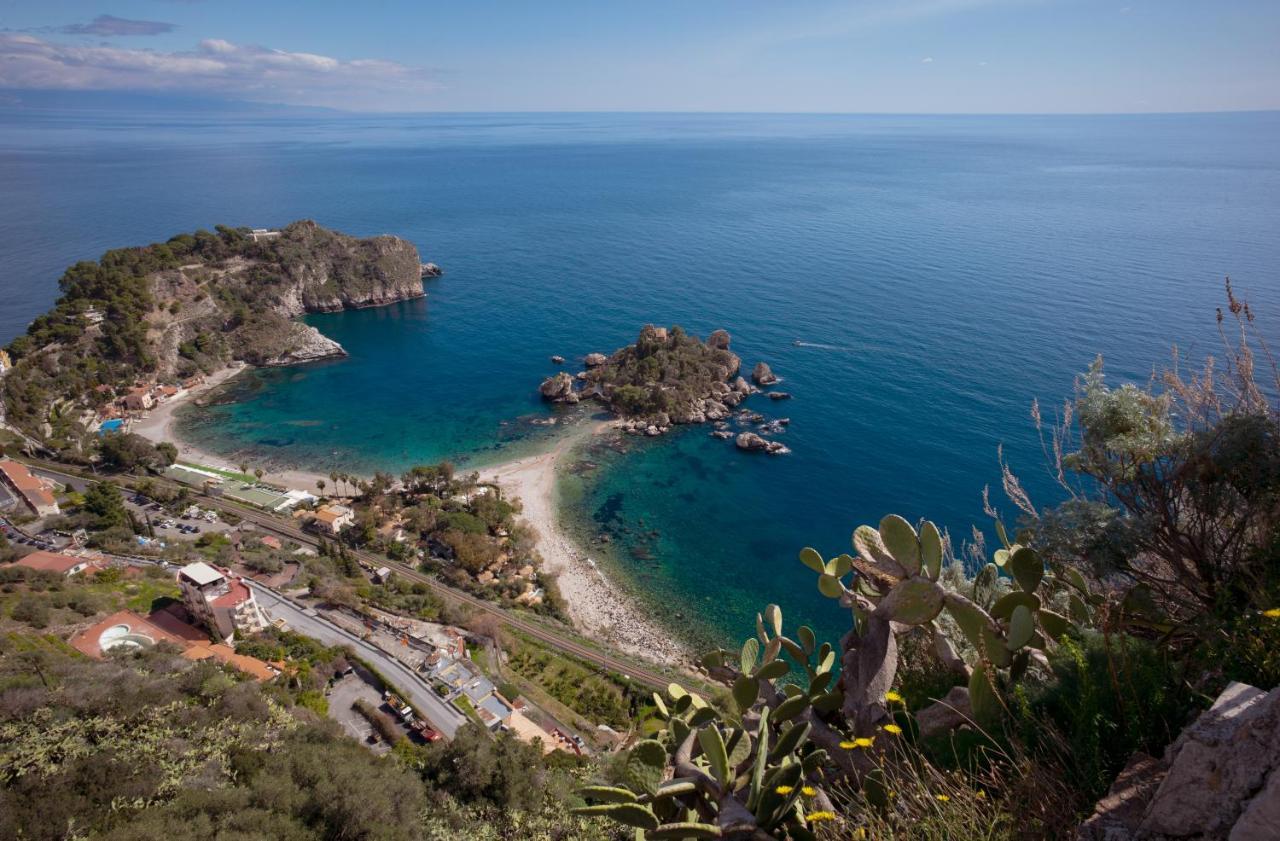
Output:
top-left (3, 109), bottom-right (1278, 651)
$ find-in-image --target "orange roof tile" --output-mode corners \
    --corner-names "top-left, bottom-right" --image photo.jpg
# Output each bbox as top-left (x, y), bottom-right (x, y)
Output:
top-left (11, 551), bottom-right (86, 575)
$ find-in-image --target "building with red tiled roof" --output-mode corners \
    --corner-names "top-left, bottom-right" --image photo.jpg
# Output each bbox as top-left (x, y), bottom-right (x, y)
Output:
top-left (10, 550), bottom-right (90, 577)
top-left (71, 608), bottom-right (276, 681)
top-left (0, 459), bottom-right (60, 517)
top-left (72, 610), bottom-right (187, 657)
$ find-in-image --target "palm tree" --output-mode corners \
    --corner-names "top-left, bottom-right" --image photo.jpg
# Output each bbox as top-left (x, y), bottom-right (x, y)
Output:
top-left (254, 467), bottom-right (264, 483)
top-left (329, 471), bottom-right (339, 495)
top-left (317, 479), bottom-right (326, 496)
top-left (239, 462), bottom-right (249, 478)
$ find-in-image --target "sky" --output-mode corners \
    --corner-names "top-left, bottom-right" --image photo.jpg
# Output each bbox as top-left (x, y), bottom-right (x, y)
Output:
top-left (1, 0), bottom-right (1278, 113)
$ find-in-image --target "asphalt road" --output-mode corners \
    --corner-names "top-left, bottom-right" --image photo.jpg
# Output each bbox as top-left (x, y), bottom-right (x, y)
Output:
top-left (250, 583), bottom-right (467, 738)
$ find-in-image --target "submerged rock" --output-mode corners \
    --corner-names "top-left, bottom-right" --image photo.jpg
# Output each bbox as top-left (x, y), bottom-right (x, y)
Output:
top-left (767, 391), bottom-right (792, 400)
top-left (550, 355), bottom-right (566, 364)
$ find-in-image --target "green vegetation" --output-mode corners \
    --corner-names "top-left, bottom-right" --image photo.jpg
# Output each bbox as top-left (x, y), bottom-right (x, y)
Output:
top-left (506, 631), bottom-right (639, 728)
top-left (324, 459), bottom-right (564, 618)
top-left (0, 563), bottom-right (179, 632)
top-left (581, 324), bottom-right (742, 418)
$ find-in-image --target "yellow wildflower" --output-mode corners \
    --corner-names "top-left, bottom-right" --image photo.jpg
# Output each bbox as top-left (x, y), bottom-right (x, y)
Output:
top-left (1264, 608), bottom-right (1280, 619)
top-left (775, 785), bottom-right (794, 795)
top-left (801, 786), bottom-right (816, 797)
top-left (807, 811), bottom-right (836, 823)
top-left (840, 740), bottom-right (857, 749)
top-left (935, 794), bottom-right (951, 802)
top-left (841, 736), bottom-right (875, 749)
top-left (977, 789), bottom-right (987, 799)
top-left (885, 690), bottom-right (904, 703)
top-left (854, 830), bottom-right (867, 840)
top-left (882, 723), bottom-right (903, 735)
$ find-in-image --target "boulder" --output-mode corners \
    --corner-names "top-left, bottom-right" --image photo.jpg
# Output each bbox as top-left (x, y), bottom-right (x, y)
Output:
top-left (584, 352), bottom-right (608, 368)
top-left (752, 361), bottom-right (779, 386)
top-left (722, 391), bottom-right (744, 408)
top-left (707, 329), bottom-right (732, 350)
top-left (1076, 681), bottom-right (1280, 841)
top-left (733, 376), bottom-right (752, 395)
top-left (711, 429), bottom-right (734, 440)
top-left (671, 405), bottom-right (706, 424)
top-left (645, 425), bottom-right (661, 437)
top-left (735, 432), bottom-right (790, 455)
top-left (767, 391), bottom-right (792, 401)
top-left (539, 372), bottom-right (579, 403)
top-left (550, 355), bottom-right (565, 364)
top-left (702, 399), bottom-right (730, 420)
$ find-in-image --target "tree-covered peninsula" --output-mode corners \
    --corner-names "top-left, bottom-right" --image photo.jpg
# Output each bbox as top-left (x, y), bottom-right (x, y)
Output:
top-left (1, 221), bottom-right (430, 452)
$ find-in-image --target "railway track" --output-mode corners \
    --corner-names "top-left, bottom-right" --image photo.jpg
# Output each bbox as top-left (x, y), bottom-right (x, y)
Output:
top-left (26, 461), bottom-right (682, 692)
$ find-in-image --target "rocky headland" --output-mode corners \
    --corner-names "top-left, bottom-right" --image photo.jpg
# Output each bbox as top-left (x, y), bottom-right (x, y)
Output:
top-left (1, 220), bottom-right (435, 446)
top-left (541, 325), bottom-right (792, 453)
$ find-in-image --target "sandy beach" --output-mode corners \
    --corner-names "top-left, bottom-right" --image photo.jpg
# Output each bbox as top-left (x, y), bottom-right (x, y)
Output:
top-left (130, 363), bottom-right (333, 494)
top-left (135, 368), bottom-right (686, 666)
top-left (480, 422), bottom-right (688, 665)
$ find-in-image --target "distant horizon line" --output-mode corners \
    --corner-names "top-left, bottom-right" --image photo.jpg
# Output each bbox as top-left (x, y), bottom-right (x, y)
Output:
top-left (0, 90), bottom-right (1277, 119)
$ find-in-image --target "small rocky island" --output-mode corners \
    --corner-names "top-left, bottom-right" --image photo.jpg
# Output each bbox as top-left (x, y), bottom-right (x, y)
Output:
top-left (542, 325), bottom-right (791, 454)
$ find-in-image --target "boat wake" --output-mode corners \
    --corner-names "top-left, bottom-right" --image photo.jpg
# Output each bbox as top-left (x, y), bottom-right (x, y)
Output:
top-left (793, 340), bottom-right (856, 352)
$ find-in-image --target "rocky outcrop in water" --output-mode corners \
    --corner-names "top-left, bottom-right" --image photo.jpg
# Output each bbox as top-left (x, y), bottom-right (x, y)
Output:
top-left (735, 431), bottom-right (790, 455)
top-left (539, 372), bottom-right (579, 403)
top-left (752, 361), bottom-right (779, 386)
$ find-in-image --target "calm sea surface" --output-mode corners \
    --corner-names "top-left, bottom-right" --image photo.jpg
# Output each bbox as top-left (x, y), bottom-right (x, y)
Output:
top-left (3, 110), bottom-right (1278, 650)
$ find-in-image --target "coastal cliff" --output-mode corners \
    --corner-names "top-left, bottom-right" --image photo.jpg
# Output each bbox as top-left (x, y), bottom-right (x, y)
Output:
top-left (1, 221), bottom-right (430, 446)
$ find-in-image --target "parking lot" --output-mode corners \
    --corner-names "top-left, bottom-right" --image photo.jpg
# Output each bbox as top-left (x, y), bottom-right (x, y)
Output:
top-left (125, 495), bottom-right (236, 543)
top-left (326, 669), bottom-right (414, 755)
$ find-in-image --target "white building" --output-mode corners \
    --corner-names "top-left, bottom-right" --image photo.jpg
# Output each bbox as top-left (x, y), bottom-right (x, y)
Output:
top-left (177, 562), bottom-right (269, 642)
top-left (311, 504), bottom-right (354, 535)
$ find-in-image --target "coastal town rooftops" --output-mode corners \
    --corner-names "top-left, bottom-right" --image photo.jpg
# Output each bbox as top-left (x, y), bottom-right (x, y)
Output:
top-left (178, 561), bottom-right (225, 587)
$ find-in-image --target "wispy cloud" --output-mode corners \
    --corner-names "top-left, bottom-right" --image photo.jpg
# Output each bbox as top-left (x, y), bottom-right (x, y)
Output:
top-left (0, 34), bottom-right (441, 110)
top-left (60, 15), bottom-right (176, 37)
top-left (922, 56), bottom-right (935, 63)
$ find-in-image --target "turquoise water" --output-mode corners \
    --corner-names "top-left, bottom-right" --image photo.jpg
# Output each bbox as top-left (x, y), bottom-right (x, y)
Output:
top-left (3, 111), bottom-right (1279, 650)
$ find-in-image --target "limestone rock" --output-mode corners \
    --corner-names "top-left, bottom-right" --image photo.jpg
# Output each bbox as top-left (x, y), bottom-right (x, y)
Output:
top-left (584, 352), bottom-right (608, 368)
top-left (735, 431), bottom-right (790, 455)
top-left (752, 361), bottom-right (779, 386)
top-left (539, 372), bottom-right (579, 403)
top-left (767, 391), bottom-right (792, 401)
top-left (1076, 682), bottom-right (1280, 841)
top-left (733, 376), bottom-right (752, 395)
top-left (707, 328), bottom-right (732, 350)
top-left (262, 323), bottom-right (347, 366)
top-left (550, 355), bottom-right (565, 364)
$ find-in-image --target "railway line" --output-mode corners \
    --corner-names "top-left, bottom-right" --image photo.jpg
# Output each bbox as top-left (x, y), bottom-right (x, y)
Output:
top-left (25, 460), bottom-right (684, 693)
